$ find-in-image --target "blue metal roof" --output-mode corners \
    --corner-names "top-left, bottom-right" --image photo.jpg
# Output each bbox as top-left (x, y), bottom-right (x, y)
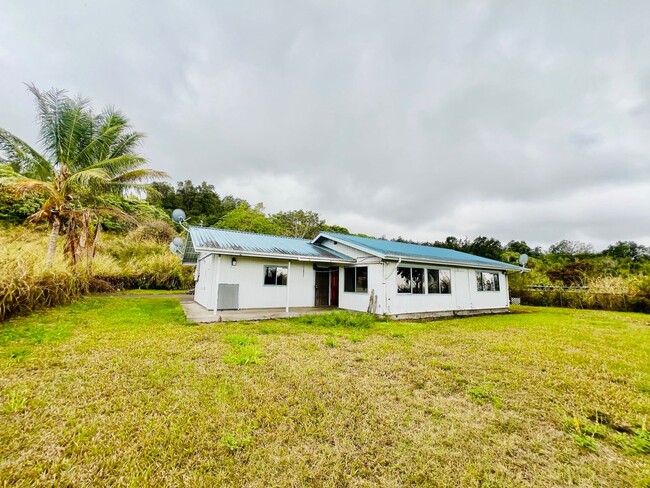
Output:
top-left (184, 227), bottom-right (354, 263)
top-left (316, 232), bottom-right (524, 271)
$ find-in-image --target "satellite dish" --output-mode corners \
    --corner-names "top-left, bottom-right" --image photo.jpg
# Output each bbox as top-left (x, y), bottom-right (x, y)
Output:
top-left (171, 208), bottom-right (187, 223)
top-left (518, 254), bottom-right (529, 267)
top-left (169, 237), bottom-right (184, 255)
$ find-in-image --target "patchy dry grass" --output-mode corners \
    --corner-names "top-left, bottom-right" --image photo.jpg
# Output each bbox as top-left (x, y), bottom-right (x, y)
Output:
top-left (1, 301), bottom-right (649, 486)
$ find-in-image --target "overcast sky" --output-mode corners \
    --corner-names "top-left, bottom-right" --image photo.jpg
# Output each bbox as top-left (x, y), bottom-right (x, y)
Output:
top-left (2, 1), bottom-right (649, 250)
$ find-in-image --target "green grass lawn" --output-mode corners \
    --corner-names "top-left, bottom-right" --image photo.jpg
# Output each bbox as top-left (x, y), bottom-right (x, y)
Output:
top-left (1, 299), bottom-right (649, 487)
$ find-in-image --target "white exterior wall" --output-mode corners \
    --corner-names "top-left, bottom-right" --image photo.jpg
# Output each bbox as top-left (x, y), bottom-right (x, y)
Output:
top-left (337, 263), bottom-right (385, 313)
top-left (196, 254), bottom-right (317, 310)
top-left (194, 252), bottom-right (213, 309)
top-left (382, 261), bottom-right (510, 315)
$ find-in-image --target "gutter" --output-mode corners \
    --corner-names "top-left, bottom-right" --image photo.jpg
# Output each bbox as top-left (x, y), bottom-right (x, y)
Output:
top-left (382, 254), bottom-right (528, 273)
top-left (192, 247), bottom-right (354, 264)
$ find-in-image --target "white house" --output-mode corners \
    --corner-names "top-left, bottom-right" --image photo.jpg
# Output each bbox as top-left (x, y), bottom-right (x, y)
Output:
top-left (181, 227), bottom-right (527, 319)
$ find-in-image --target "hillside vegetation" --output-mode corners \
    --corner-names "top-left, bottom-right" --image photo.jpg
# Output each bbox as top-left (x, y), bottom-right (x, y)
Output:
top-left (0, 224), bottom-right (192, 321)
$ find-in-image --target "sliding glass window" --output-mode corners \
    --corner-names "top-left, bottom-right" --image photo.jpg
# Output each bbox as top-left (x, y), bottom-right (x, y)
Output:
top-left (476, 271), bottom-right (500, 291)
top-left (397, 267), bottom-right (424, 294)
top-left (264, 265), bottom-right (288, 286)
top-left (344, 266), bottom-right (368, 293)
top-left (427, 269), bottom-right (452, 294)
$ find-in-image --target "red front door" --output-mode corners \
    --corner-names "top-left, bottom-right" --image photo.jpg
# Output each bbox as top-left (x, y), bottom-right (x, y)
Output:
top-left (330, 269), bottom-right (339, 307)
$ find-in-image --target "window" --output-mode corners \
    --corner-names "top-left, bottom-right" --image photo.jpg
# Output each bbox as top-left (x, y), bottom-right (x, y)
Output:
top-left (476, 271), bottom-right (500, 291)
top-left (397, 267), bottom-right (424, 294)
top-left (344, 266), bottom-right (368, 293)
top-left (264, 265), bottom-right (288, 286)
top-left (427, 269), bottom-right (452, 294)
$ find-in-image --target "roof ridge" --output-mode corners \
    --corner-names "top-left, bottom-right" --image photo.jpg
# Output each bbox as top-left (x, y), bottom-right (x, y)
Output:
top-left (322, 231), bottom-right (451, 251)
top-left (320, 232), bottom-right (521, 269)
top-left (189, 226), bottom-right (311, 242)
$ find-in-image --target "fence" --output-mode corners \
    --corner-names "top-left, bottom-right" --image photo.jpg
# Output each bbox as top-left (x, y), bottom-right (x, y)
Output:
top-left (511, 288), bottom-right (650, 314)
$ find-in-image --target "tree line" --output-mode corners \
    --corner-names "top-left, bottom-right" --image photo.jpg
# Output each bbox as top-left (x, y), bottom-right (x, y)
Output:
top-left (146, 180), bottom-right (350, 238)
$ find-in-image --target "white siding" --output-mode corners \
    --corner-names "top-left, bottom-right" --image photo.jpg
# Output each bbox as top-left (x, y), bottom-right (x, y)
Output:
top-left (197, 254), bottom-right (317, 310)
top-left (338, 263), bottom-right (385, 313)
top-left (467, 271), bottom-right (510, 310)
top-left (194, 252), bottom-right (213, 309)
top-left (382, 261), bottom-right (510, 315)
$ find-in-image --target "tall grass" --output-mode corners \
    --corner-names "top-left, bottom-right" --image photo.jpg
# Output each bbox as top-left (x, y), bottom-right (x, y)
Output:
top-left (0, 226), bottom-right (192, 322)
top-left (516, 276), bottom-right (650, 313)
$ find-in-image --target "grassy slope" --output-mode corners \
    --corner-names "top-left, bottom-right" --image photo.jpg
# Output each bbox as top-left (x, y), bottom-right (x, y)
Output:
top-left (0, 301), bottom-right (649, 487)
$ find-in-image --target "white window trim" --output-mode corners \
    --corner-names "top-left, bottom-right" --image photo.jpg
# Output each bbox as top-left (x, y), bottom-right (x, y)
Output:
top-left (476, 270), bottom-right (501, 292)
top-left (343, 266), bottom-right (369, 294)
top-left (397, 266), bottom-right (453, 295)
top-left (426, 267), bottom-right (453, 295)
top-left (263, 264), bottom-right (288, 286)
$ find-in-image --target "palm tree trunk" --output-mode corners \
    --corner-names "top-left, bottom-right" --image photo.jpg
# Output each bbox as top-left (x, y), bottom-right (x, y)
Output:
top-left (86, 218), bottom-right (101, 276)
top-left (46, 216), bottom-right (61, 267)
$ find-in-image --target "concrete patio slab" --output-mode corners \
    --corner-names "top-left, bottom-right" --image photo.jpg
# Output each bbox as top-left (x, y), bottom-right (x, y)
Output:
top-left (178, 295), bottom-right (332, 323)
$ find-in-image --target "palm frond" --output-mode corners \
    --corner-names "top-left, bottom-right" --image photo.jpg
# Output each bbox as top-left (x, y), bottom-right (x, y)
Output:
top-left (91, 107), bottom-right (130, 162)
top-left (62, 167), bottom-right (110, 194)
top-left (26, 84), bottom-right (90, 165)
top-left (90, 205), bottom-right (138, 224)
top-left (0, 128), bottom-right (53, 179)
top-left (61, 103), bottom-right (93, 167)
top-left (108, 131), bottom-right (144, 159)
top-left (83, 154), bottom-right (147, 177)
top-left (0, 167), bottom-right (58, 199)
top-left (111, 168), bottom-right (169, 183)
top-left (71, 118), bottom-right (131, 170)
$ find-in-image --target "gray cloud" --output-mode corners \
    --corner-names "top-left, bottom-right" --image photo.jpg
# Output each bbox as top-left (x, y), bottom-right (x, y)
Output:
top-left (1, 0), bottom-right (649, 250)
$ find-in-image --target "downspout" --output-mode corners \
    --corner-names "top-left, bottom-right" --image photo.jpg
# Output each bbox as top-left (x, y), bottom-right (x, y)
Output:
top-left (467, 267), bottom-right (472, 310)
top-left (212, 254), bottom-right (222, 315)
top-left (383, 257), bottom-right (401, 315)
top-left (286, 261), bottom-right (291, 313)
top-left (382, 261), bottom-right (387, 315)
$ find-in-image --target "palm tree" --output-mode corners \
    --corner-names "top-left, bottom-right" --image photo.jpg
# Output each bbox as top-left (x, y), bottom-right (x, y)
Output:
top-left (0, 85), bottom-right (166, 267)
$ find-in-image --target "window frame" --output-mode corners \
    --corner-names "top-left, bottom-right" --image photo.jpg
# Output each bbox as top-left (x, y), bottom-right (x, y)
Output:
top-left (397, 266), bottom-right (453, 295)
top-left (427, 268), bottom-right (452, 295)
top-left (476, 271), bottom-right (501, 292)
top-left (263, 265), bottom-right (288, 286)
top-left (343, 266), bottom-right (368, 294)
top-left (397, 266), bottom-right (425, 295)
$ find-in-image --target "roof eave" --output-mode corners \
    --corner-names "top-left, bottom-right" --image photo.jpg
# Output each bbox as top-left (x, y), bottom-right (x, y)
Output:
top-left (313, 232), bottom-right (386, 259)
top-left (382, 254), bottom-right (526, 272)
top-left (193, 246), bottom-right (354, 264)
